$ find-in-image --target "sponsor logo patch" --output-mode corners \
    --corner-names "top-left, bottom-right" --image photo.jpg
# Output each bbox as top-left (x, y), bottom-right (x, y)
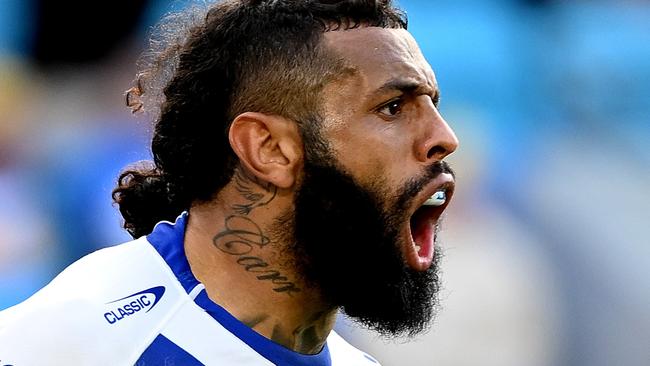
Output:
top-left (104, 286), bottom-right (165, 324)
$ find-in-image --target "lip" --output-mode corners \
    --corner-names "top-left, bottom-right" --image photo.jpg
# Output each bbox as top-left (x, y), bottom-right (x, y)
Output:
top-left (402, 172), bottom-right (455, 271)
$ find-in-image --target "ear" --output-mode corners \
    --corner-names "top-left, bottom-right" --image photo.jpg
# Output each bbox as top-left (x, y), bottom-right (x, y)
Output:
top-left (228, 112), bottom-right (302, 189)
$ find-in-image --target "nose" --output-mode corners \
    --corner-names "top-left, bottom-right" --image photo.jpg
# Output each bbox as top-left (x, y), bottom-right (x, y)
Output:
top-left (416, 107), bottom-right (459, 163)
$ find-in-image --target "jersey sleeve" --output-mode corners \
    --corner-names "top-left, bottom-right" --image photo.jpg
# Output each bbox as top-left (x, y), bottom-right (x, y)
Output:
top-left (0, 289), bottom-right (115, 365)
top-left (0, 238), bottom-right (173, 366)
top-left (0, 254), bottom-right (118, 365)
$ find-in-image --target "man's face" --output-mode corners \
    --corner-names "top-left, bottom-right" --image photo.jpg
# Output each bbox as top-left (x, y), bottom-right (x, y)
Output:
top-left (288, 27), bottom-right (459, 337)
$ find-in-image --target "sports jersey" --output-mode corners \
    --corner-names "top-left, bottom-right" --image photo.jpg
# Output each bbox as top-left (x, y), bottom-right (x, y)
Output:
top-left (0, 212), bottom-right (381, 366)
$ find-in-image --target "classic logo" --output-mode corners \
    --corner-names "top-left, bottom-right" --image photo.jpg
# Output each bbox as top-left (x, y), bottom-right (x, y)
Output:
top-left (104, 286), bottom-right (165, 324)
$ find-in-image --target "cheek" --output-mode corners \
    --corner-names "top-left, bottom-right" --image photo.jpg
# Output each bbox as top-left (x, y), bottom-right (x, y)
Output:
top-left (329, 125), bottom-right (415, 187)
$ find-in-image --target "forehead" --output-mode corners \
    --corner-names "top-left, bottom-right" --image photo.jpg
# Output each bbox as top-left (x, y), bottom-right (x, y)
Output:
top-left (323, 27), bottom-right (437, 93)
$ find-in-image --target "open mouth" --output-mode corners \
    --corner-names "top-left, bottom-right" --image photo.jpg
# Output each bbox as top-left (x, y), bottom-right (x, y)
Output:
top-left (405, 175), bottom-right (455, 271)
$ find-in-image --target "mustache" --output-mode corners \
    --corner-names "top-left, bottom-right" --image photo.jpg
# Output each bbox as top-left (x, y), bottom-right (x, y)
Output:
top-left (397, 161), bottom-right (455, 212)
top-left (414, 160), bottom-right (456, 193)
top-left (426, 160), bottom-right (455, 180)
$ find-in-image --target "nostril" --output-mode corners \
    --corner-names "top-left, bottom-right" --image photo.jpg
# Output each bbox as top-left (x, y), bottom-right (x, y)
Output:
top-left (427, 145), bottom-right (447, 160)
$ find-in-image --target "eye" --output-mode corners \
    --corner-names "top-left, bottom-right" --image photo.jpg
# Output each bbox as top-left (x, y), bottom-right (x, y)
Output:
top-left (377, 99), bottom-right (403, 117)
top-left (432, 93), bottom-right (440, 108)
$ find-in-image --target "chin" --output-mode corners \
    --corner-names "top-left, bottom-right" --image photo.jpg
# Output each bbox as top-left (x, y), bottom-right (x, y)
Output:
top-left (338, 245), bottom-right (443, 338)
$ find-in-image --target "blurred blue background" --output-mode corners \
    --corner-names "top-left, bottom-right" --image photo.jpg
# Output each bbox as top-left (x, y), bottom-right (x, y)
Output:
top-left (0, 0), bottom-right (648, 365)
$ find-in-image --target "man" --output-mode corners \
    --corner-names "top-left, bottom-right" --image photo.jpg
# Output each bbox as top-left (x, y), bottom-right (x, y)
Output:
top-left (0, 0), bottom-right (458, 364)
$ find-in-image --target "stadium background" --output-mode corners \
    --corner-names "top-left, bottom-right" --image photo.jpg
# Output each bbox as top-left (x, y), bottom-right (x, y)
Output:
top-left (0, 0), bottom-right (648, 365)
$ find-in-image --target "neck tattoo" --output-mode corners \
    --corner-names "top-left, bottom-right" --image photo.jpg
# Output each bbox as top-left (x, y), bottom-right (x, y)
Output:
top-left (212, 170), bottom-right (301, 295)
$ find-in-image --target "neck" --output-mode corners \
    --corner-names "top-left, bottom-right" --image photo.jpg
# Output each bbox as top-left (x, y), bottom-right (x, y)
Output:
top-left (184, 171), bottom-right (337, 354)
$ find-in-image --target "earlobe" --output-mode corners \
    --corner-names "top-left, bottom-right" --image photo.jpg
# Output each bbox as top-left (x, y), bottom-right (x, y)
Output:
top-left (229, 112), bottom-right (302, 189)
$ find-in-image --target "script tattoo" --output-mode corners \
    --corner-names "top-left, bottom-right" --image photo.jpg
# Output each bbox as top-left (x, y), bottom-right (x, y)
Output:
top-left (212, 170), bottom-right (300, 295)
top-left (213, 215), bottom-right (271, 255)
top-left (236, 256), bottom-right (300, 294)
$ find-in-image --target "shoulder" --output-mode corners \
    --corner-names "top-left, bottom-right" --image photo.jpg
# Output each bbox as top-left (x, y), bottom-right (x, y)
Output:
top-left (14, 237), bottom-right (164, 307)
top-left (0, 238), bottom-right (183, 365)
top-left (327, 330), bottom-right (382, 366)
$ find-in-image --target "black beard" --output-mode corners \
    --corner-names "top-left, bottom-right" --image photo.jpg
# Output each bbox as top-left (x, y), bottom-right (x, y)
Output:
top-left (287, 139), bottom-right (450, 337)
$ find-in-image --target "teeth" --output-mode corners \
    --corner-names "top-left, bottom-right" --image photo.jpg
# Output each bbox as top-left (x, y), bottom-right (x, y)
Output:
top-left (423, 190), bottom-right (446, 206)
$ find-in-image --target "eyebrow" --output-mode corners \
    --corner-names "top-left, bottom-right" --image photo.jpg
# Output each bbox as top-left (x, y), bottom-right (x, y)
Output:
top-left (369, 78), bottom-right (438, 102)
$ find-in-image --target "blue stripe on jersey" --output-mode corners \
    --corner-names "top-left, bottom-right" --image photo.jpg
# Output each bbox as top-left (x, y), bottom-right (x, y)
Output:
top-left (147, 212), bottom-right (200, 294)
top-left (146, 212), bottom-right (332, 366)
top-left (135, 334), bottom-right (204, 365)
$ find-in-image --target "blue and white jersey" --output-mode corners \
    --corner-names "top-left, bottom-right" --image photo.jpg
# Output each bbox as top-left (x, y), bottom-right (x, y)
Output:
top-left (0, 213), bottom-right (381, 366)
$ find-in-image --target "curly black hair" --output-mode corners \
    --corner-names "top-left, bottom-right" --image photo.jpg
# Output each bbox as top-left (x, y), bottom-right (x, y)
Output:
top-left (113, 0), bottom-right (407, 238)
